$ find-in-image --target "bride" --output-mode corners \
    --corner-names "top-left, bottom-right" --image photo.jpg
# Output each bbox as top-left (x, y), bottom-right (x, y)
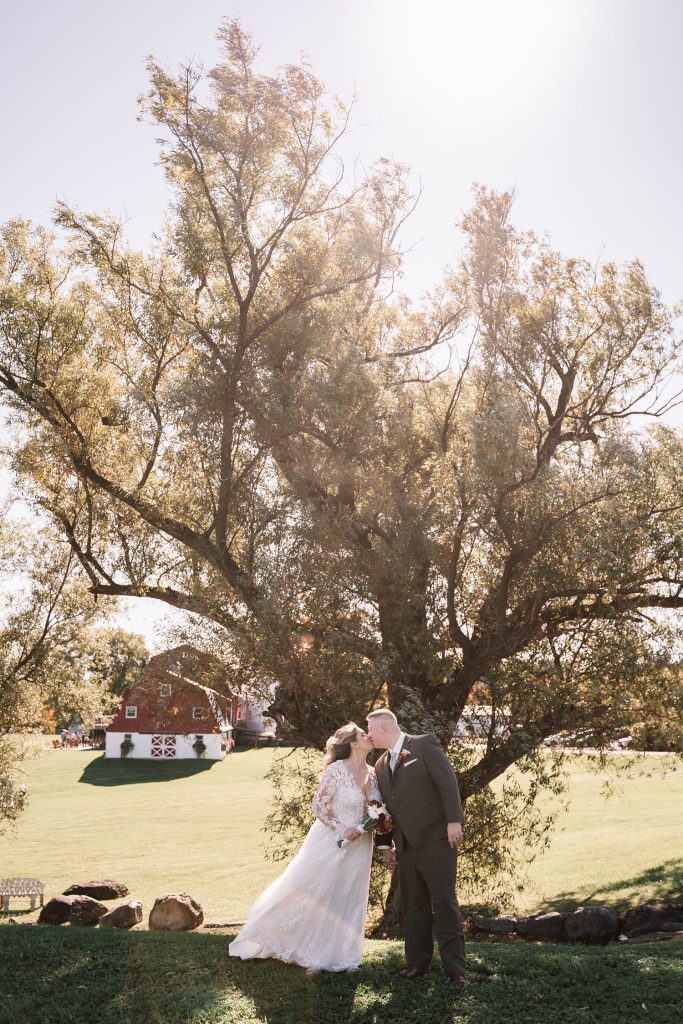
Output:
top-left (229, 722), bottom-right (381, 974)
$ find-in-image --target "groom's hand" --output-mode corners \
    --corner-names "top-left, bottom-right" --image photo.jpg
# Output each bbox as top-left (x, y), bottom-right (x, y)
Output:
top-left (447, 823), bottom-right (463, 849)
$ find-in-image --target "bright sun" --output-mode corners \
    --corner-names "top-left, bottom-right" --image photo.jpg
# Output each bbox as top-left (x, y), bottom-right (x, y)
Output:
top-left (375, 0), bottom-right (582, 127)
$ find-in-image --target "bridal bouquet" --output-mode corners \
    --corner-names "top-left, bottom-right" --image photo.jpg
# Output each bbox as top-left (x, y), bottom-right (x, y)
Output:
top-left (337, 800), bottom-right (393, 848)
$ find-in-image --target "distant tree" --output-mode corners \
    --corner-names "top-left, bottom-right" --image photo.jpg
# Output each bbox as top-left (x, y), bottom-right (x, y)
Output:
top-left (86, 627), bottom-right (148, 697)
top-left (1, 21), bottom-right (682, 891)
top-left (0, 520), bottom-right (113, 829)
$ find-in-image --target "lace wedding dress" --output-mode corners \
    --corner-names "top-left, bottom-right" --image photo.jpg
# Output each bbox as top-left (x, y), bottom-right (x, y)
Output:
top-left (229, 759), bottom-right (381, 971)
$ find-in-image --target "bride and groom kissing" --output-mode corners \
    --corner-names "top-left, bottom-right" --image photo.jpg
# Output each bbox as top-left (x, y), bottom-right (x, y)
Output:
top-left (229, 708), bottom-right (468, 988)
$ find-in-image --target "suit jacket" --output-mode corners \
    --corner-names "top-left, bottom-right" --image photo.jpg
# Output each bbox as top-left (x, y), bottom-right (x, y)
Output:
top-left (375, 733), bottom-right (464, 852)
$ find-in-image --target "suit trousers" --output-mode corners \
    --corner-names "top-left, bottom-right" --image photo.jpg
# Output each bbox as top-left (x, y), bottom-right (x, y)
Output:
top-left (398, 836), bottom-right (466, 975)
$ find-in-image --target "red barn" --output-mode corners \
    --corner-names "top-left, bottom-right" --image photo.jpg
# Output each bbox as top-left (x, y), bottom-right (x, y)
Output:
top-left (105, 645), bottom-right (236, 760)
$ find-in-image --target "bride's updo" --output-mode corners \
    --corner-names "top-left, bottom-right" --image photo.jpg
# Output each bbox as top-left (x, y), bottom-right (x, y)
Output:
top-left (322, 722), bottom-right (360, 767)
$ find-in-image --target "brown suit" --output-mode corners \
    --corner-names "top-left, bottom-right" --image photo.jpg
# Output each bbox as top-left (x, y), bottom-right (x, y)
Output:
top-left (375, 733), bottom-right (466, 975)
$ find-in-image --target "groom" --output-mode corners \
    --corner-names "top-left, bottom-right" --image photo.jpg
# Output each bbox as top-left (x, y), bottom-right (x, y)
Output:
top-left (367, 708), bottom-right (468, 987)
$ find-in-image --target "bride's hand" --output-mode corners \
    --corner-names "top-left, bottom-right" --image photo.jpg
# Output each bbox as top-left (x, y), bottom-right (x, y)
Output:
top-left (342, 827), bottom-right (361, 841)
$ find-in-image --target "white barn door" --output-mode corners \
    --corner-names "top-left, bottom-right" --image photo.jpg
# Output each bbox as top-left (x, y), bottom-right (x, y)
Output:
top-left (151, 734), bottom-right (177, 758)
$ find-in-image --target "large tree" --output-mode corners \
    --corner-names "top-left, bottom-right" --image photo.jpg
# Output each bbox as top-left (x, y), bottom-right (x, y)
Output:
top-left (0, 20), bottom-right (681, 851)
top-left (0, 518), bottom-right (115, 831)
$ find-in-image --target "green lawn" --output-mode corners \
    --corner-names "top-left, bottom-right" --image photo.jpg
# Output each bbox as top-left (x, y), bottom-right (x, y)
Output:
top-left (0, 926), bottom-right (681, 1024)
top-left (504, 754), bottom-right (683, 913)
top-left (1, 747), bottom-right (681, 925)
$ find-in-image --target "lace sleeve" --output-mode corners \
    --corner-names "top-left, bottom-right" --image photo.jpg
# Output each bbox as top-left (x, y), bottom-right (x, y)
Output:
top-left (311, 763), bottom-right (345, 836)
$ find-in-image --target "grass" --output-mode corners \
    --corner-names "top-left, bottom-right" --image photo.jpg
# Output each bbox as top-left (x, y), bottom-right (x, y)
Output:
top-left (503, 754), bottom-right (683, 913)
top-left (1, 747), bottom-right (681, 925)
top-left (0, 925), bottom-right (681, 1024)
top-left (1, 747), bottom-right (284, 922)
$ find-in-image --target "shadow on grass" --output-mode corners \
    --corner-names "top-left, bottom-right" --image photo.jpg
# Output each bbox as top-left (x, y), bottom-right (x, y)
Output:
top-left (1, 927), bottom-right (682, 1024)
top-left (79, 753), bottom-right (216, 786)
top-left (544, 858), bottom-right (683, 913)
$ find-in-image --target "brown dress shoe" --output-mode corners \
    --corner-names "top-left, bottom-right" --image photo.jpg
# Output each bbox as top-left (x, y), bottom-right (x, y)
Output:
top-left (446, 973), bottom-right (469, 988)
top-left (397, 965), bottom-right (428, 980)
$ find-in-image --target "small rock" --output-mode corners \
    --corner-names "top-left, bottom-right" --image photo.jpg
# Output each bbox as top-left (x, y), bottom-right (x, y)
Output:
top-left (38, 895), bottom-right (107, 926)
top-left (565, 906), bottom-right (619, 943)
top-left (63, 880), bottom-right (130, 901)
top-left (148, 893), bottom-right (203, 931)
top-left (470, 914), bottom-right (517, 934)
top-left (99, 900), bottom-right (143, 930)
top-left (517, 912), bottom-right (565, 940)
top-left (202, 920), bottom-right (245, 929)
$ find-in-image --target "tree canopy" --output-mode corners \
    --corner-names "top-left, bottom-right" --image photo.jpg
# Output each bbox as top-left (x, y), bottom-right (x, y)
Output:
top-left (1, 19), bottom-right (681, 828)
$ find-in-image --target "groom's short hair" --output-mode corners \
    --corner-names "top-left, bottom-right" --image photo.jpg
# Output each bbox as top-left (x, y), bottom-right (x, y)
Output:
top-left (367, 708), bottom-right (398, 726)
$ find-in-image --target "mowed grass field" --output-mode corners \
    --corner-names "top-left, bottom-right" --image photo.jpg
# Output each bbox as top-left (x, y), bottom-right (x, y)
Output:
top-left (1, 746), bottom-right (681, 924)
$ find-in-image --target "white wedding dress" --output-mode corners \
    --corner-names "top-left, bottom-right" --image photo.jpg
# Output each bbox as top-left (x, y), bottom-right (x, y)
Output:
top-left (229, 759), bottom-right (381, 971)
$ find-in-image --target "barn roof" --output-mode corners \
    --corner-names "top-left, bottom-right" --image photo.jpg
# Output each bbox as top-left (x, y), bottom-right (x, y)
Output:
top-left (107, 651), bottom-right (234, 735)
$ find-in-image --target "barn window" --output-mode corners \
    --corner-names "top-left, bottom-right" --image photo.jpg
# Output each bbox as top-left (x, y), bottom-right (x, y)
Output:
top-left (160, 683), bottom-right (171, 697)
top-left (192, 708), bottom-right (207, 720)
top-left (125, 706), bottom-right (137, 719)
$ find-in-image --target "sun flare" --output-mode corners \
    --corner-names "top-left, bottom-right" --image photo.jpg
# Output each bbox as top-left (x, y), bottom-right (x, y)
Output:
top-left (376, 0), bottom-right (581, 125)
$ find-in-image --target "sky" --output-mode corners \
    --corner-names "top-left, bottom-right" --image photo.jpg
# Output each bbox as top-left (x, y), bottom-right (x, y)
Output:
top-left (1, 0), bottom-right (682, 647)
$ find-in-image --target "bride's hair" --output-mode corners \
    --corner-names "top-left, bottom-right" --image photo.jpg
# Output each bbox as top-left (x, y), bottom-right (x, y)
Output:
top-left (322, 722), bottom-right (360, 767)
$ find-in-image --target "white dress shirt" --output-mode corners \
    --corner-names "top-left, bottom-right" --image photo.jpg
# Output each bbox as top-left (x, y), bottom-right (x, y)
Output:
top-left (388, 731), bottom-right (407, 772)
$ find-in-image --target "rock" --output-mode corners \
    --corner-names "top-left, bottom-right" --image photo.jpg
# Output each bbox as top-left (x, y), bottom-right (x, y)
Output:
top-left (38, 896), bottom-right (74, 925)
top-left (67, 896), bottom-right (108, 926)
top-left (63, 880), bottom-right (129, 901)
top-left (620, 904), bottom-right (683, 938)
top-left (470, 914), bottom-right (517, 934)
top-left (38, 895), bottom-right (107, 926)
top-left (148, 893), bottom-right (203, 931)
top-left (564, 906), bottom-right (619, 943)
top-left (517, 912), bottom-right (565, 940)
top-left (620, 930), bottom-right (683, 944)
top-left (99, 900), bottom-right (143, 929)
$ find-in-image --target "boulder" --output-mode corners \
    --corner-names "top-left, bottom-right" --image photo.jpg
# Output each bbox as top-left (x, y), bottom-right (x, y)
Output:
top-left (38, 896), bottom-right (75, 925)
top-left (620, 904), bottom-right (683, 938)
top-left (99, 900), bottom-right (143, 930)
top-left (63, 880), bottom-right (129, 901)
top-left (38, 894), bottom-right (107, 926)
top-left (148, 893), bottom-right (203, 931)
top-left (67, 896), bottom-right (108, 926)
top-left (517, 912), bottom-right (565, 940)
top-left (564, 906), bottom-right (619, 943)
top-left (470, 914), bottom-right (517, 934)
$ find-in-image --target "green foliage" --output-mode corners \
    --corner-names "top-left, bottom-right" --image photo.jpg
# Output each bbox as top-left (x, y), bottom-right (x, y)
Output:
top-left (192, 736), bottom-right (207, 757)
top-left (119, 736), bottom-right (135, 758)
top-left (0, 736), bottom-right (27, 836)
top-left (86, 627), bottom-right (148, 697)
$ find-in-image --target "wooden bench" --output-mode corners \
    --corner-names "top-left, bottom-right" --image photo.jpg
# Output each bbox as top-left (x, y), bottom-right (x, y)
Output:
top-left (0, 877), bottom-right (45, 912)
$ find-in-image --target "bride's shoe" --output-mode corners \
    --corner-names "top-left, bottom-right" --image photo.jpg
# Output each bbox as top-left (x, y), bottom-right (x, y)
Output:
top-left (345, 966), bottom-right (360, 973)
top-left (304, 967), bottom-right (320, 977)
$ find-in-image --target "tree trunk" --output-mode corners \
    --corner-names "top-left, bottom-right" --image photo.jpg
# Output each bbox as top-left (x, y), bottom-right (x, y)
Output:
top-left (370, 867), bottom-right (404, 938)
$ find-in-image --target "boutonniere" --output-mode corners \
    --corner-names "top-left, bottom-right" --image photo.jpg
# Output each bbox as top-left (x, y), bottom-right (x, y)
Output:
top-left (398, 750), bottom-right (411, 761)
